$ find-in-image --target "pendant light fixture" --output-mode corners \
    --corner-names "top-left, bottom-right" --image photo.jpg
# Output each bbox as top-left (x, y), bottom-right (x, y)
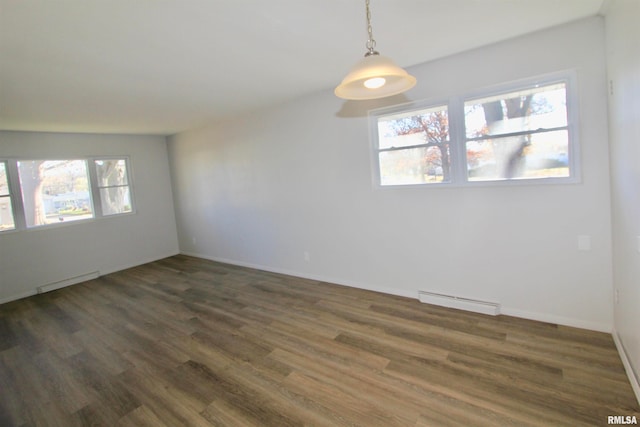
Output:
top-left (335, 0), bottom-right (416, 100)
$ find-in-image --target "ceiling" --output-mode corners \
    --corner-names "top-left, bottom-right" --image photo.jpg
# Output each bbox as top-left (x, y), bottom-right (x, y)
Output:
top-left (0, 0), bottom-right (606, 136)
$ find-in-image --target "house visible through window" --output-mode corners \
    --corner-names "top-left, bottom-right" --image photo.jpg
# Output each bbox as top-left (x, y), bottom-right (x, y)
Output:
top-left (0, 157), bottom-right (134, 232)
top-left (370, 72), bottom-right (577, 187)
top-left (18, 160), bottom-right (93, 227)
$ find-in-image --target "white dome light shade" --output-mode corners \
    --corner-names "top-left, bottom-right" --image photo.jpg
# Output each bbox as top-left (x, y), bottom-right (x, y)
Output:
top-left (335, 54), bottom-right (416, 100)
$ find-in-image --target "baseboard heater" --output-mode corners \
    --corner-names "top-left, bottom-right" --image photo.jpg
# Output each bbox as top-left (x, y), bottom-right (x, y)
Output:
top-left (37, 271), bottom-right (99, 294)
top-left (418, 291), bottom-right (501, 316)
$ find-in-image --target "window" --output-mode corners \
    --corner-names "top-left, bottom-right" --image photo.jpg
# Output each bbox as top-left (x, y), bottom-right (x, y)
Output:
top-left (18, 160), bottom-right (93, 227)
top-left (0, 161), bottom-right (15, 231)
top-left (376, 105), bottom-right (450, 185)
top-left (0, 157), bottom-right (133, 232)
top-left (370, 73), bottom-right (577, 187)
top-left (94, 159), bottom-right (132, 216)
top-left (464, 83), bottom-right (569, 181)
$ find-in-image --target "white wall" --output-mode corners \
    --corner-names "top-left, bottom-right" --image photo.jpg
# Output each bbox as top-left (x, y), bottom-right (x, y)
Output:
top-left (0, 131), bottom-right (180, 302)
top-left (605, 0), bottom-right (640, 399)
top-left (168, 17), bottom-right (613, 332)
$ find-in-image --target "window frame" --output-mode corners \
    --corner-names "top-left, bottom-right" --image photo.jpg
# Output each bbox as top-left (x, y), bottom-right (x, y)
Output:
top-left (0, 160), bottom-right (18, 231)
top-left (89, 157), bottom-right (135, 217)
top-left (18, 159), bottom-right (96, 228)
top-left (372, 100), bottom-right (453, 187)
top-left (369, 71), bottom-right (580, 188)
top-left (0, 156), bottom-right (135, 233)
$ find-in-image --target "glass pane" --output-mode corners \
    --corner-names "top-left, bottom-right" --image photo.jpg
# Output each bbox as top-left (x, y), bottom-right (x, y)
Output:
top-left (100, 187), bottom-right (132, 215)
top-left (464, 83), bottom-right (567, 139)
top-left (1, 163), bottom-right (17, 230)
top-left (0, 196), bottom-right (15, 231)
top-left (95, 159), bottom-right (128, 187)
top-left (18, 160), bottom-right (93, 227)
top-left (378, 106), bottom-right (449, 149)
top-left (467, 130), bottom-right (570, 181)
top-left (0, 162), bottom-right (9, 196)
top-left (379, 145), bottom-right (450, 186)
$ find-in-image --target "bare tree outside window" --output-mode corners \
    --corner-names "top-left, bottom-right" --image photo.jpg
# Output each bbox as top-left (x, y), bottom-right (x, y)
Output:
top-left (465, 83), bottom-right (569, 181)
top-left (377, 106), bottom-right (450, 185)
top-left (17, 160), bottom-right (93, 227)
top-left (1, 156), bottom-right (134, 232)
top-left (370, 76), bottom-right (574, 187)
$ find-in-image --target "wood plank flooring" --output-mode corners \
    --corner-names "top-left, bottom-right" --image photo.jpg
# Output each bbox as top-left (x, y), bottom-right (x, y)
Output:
top-left (1, 254), bottom-right (638, 426)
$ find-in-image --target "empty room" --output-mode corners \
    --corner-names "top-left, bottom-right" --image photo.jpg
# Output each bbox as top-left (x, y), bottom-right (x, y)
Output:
top-left (1, 0), bottom-right (639, 425)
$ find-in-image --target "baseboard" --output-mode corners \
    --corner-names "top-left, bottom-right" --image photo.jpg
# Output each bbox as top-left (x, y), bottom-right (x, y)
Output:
top-left (99, 250), bottom-right (181, 276)
top-left (180, 251), bottom-right (614, 333)
top-left (613, 329), bottom-right (640, 405)
top-left (0, 290), bottom-right (38, 305)
top-left (0, 250), bottom-right (180, 305)
top-left (179, 251), bottom-right (417, 300)
top-left (500, 307), bottom-right (612, 333)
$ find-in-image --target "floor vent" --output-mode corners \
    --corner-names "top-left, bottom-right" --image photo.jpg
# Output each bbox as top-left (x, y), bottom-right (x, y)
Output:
top-left (418, 291), bottom-right (500, 316)
top-left (37, 271), bottom-right (99, 294)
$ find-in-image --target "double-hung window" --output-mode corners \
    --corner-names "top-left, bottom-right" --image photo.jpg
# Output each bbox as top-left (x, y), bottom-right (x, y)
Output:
top-left (464, 82), bottom-right (570, 181)
top-left (376, 104), bottom-right (451, 186)
top-left (93, 159), bottom-right (132, 216)
top-left (370, 72), bottom-right (577, 187)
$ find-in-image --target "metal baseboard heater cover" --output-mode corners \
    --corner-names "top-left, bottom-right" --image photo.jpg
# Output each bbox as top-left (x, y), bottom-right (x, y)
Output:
top-left (37, 271), bottom-right (99, 294)
top-left (418, 291), bottom-right (501, 316)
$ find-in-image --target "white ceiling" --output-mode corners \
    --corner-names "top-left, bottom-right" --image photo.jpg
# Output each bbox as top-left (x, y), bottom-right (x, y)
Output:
top-left (0, 0), bottom-right (606, 136)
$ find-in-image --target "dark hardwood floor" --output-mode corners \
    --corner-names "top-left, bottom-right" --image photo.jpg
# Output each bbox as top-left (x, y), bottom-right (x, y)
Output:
top-left (0, 255), bottom-right (638, 426)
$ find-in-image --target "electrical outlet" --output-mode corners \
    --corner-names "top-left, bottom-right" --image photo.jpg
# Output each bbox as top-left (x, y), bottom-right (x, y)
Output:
top-left (304, 251), bottom-right (310, 262)
top-left (615, 289), bottom-right (619, 304)
top-left (578, 235), bottom-right (591, 251)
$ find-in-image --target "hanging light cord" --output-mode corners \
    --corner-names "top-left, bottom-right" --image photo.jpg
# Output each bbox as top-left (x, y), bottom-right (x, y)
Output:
top-left (365, 0), bottom-right (379, 57)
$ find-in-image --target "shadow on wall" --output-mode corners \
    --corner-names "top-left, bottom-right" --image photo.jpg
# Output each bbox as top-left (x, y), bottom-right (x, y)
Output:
top-left (335, 93), bottom-right (413, 118)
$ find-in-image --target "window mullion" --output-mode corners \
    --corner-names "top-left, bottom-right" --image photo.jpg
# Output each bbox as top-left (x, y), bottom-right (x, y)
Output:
top-left (466, 125), bottom-right (569, 142)
top-left (448, 96), bottom-right (467, 185)
top-left (379, 142), bottom-right (446, 153)
top-left (87, 158), bottom-right (103, 219)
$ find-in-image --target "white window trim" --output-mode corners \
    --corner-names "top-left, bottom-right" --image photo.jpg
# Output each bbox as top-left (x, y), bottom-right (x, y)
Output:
top-left (0, 156), bottom-right (135, 233)
top-left (369, 70), bottom-right (581, 189)
top-left (89, 156), bottom-right (136, 218)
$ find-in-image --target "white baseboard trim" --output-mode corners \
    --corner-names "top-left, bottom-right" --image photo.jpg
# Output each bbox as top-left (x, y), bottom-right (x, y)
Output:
top-left (180, 252), bottom-right (613, 332)
top-left (499, 307), bottom-right (612, 333)
top-left (98, 250), bottom-right (181, 276)
top-left (179, 251), bottom-right (417, 300)
top-left (613, 329), bottom-right (640, 405)
top-left (0, 273), bottom-right (98, 304)
top-left (0, 290), bottom-right (38, 305)
top-left (0, 250), bottom-right (181, 305)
